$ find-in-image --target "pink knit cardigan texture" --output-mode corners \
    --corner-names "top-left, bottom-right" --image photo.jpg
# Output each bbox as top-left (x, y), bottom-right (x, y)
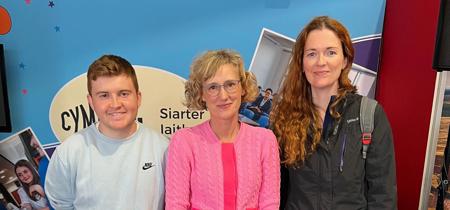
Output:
top-left (165, 121), bottom-right (280, 210)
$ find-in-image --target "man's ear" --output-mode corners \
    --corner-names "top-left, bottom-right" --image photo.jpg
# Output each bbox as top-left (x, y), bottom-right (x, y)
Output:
top-left (137, 91), bottom-right (142, 107)
top-left (87, 94), bottom-right (93, 108)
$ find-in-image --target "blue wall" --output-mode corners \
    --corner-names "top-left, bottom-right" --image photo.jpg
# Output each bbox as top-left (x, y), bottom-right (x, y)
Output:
top-left (0, 0), bottom-right (386, 145)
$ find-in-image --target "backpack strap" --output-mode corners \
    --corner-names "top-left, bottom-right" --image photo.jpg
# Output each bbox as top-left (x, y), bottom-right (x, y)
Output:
top-left (360, 96), bottom-right (378, 159)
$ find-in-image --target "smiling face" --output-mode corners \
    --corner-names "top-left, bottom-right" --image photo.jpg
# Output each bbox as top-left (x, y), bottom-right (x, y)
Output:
top-left (263, 89), bottom-right (272, 100)
top-left (16, 166), bottom-right (33, 185)
top-left (87, 74), bottom-right (141, 139)
top-left (303, 28), bottom-right (348, 95)
top-left (202, 63), bottom-right (243, 123)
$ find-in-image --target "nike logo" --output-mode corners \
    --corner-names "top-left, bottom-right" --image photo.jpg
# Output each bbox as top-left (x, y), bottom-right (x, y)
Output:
top-left (142, 162), bottom-right (155, 170)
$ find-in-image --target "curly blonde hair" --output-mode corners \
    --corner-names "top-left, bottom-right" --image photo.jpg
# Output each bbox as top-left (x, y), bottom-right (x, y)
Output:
top-left (271, 16), bottom-right (357, 166)
top-left (184, 49), bottom-right (259, 110)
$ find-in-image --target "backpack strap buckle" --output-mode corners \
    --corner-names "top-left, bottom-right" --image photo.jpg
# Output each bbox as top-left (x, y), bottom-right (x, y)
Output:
top-left (360, 96), bottom-right (377, 160)
top-left (361, 132), bottom-right (372, 159)
top-left (362, 132), bottom-right (372, 145)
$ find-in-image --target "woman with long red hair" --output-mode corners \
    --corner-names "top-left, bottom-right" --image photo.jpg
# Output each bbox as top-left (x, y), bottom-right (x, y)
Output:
top-left (271, 16), bottom-right (397, 210)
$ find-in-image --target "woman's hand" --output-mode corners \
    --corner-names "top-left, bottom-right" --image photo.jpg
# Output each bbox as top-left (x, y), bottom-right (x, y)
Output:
top-left (28, 184), bottom-right (46, 200)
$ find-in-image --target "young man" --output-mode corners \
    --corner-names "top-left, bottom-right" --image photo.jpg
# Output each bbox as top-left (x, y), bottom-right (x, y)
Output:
top-left (45, 55), bottom-right (168, 210)
top-left (247, 88), bottom-right (273, 121)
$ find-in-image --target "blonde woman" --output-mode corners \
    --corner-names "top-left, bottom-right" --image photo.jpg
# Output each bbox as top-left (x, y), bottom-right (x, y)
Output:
top-left (165, 49), bottom-right (280, 210)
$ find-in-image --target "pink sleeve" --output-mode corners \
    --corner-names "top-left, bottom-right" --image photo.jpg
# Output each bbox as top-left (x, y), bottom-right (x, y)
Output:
top-left (165, 131), bottom-right (192, 210)
top-left (259, 130), bottom-right (281, 210)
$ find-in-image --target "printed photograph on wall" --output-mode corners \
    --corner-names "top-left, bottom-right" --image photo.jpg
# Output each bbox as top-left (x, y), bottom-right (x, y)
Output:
top-left (428, 71), bottom-right (450, 210)
top-left (0, 128), bottom-right (51, 210)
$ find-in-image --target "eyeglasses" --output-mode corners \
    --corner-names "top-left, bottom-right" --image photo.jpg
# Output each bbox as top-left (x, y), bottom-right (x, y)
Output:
top-left (204, 80), bottom-right (241, 96)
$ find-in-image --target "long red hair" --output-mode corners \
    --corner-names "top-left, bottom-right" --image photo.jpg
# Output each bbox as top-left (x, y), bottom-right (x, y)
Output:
top-left (271, 16), bottom-right (357, 166)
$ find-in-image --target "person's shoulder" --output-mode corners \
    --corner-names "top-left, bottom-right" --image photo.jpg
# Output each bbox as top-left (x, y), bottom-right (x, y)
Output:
top-left (347, 93), bottom-right (381, 104)
top-left (17, 187), bottom-right (26, 194)
top-left (242, 122), bottom-right (272, 133)
top-left (241, 123), bottom-right (276, 142)
top-left (342, 93), bottom-right (367, 113)
top-left (139, 125), bottom-right (169, 148)
top-left (344, 92), bottom-right (362, 103)
top-left (252, 95), bottom-right (262, 102)
top-left (169, 121), bottom-right (209, 146)
top-left (56, 125), bottom-right (96, 152)
top-left (17, 187), bottom-right (29, 199)
top-left (348, 93), bottom-right (383, 111)
top-left (173, 121), bottom-right (207, 137)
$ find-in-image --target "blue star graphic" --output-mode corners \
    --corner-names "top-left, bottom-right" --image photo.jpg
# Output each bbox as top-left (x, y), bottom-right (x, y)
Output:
top-left (19, 63), bottom-right (26, 69)
top-left (48, 1), bottom-right (55, 8)
top-left (54, 26), bottom-right (60, 32)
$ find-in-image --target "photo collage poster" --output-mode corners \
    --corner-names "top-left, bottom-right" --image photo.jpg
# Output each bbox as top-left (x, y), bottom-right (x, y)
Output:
top-left (0, 128), bottom-right (51, 210)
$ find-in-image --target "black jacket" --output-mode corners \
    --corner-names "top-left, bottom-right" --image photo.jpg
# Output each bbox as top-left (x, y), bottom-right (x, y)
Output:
top-left (280, 94), bottom-right (397, 210)
top-left (251, 95), bottom-right (272, 115)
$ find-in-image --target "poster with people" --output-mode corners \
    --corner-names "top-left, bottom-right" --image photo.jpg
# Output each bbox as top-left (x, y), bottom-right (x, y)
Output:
top-left (0, 128), bottom-right (50, 210)
top-left (421, 71), bottom-right (450, 210)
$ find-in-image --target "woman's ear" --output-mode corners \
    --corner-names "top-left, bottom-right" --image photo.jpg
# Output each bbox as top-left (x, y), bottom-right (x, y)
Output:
top-left (343, 57), bottom-right (348, 70)
top-left (201, 92), bottom-right (206, 102)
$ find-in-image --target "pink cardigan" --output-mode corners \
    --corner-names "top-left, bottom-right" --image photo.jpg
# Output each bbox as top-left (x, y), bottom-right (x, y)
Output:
top-left (165, 121), bottom-right (280, 210)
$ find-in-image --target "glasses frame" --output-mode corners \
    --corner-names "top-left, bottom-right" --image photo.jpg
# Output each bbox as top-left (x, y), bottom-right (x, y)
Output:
top-left (203, 80), bottom-right (241, 97)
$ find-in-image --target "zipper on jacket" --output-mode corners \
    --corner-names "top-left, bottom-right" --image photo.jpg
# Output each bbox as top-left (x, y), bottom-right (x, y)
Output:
top-left (339, 133), bottom-right (347, 172)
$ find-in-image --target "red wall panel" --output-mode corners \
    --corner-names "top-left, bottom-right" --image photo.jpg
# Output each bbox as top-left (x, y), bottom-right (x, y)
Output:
top-left (377, 0), bottom-right (440, 209)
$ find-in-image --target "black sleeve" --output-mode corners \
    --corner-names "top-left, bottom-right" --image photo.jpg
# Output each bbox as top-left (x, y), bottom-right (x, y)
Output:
top-left (263, 100), bottom-right (273, 114)
top-left (251, 96), bottom-right (262, 107)
top-left (366, 105), bottom-right (398, 210)
top-left (280, 163), bottom-right (289, 210)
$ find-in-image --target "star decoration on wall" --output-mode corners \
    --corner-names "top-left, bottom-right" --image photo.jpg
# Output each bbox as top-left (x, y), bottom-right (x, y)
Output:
top-left (25, 0), bottom-right (31, 5)
top-left (48, 1), bottom-right (55, 8)
top-left (21, 89), bottom-right (28, 95)
top-left (19, 62), bottom-right (26, 69)
top-left (54, 26), bottom-right (60, 32)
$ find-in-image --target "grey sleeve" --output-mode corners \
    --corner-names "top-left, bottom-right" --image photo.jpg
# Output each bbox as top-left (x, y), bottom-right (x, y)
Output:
top-left (45, 147), bottom-right (76, 210)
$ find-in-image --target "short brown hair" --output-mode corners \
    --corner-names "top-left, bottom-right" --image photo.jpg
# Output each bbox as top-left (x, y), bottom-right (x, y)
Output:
top-left (87, 55), bottom-right (139, 94)
top-left (184, 49), bottom-right (258, 110)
